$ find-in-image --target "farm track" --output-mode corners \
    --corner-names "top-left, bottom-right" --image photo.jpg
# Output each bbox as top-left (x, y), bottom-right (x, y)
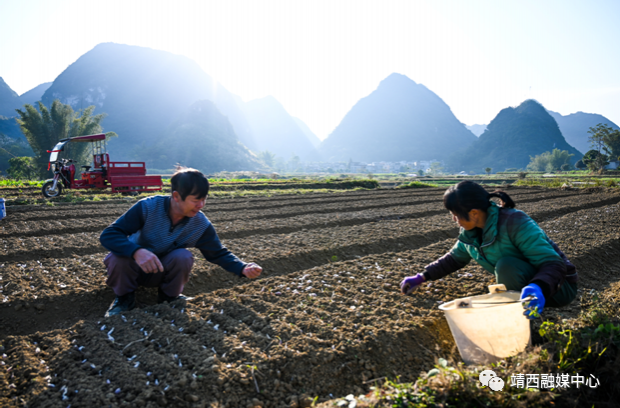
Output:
top-left (1, 187), bottom-right (620, 407)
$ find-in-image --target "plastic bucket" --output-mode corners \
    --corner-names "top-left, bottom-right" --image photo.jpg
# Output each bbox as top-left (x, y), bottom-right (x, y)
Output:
top-left (438, 284), bottom-right (530, 365)
top-left (0, 198), bottom-right (5, 221)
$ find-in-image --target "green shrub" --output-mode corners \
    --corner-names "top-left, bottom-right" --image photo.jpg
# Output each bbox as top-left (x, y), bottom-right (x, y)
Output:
top-left (7, 157), bottom-right (39, 180)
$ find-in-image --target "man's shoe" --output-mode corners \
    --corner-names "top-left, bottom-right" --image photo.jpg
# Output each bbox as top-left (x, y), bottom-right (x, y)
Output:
top-left (157, 288), bottom-right (194, 304)
top-left (105, 292), bottom-right (136, 317)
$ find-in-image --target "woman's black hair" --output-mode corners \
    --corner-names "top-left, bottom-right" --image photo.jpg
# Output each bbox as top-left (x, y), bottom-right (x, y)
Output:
top-left (443, 180), bottom-right (515, 220)
top-left (170, 167), bottom-right (209, 200)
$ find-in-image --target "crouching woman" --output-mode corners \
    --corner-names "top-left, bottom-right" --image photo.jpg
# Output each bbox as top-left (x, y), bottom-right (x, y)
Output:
top-left (400, 181), bottom-right (578, 319)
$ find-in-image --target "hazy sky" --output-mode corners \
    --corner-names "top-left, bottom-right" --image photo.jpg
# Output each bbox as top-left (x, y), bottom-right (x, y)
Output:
top-left (1, 0), bottom-right (619, 140)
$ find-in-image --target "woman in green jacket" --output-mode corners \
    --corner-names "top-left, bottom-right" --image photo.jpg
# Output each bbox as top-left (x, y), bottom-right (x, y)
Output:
top-left (400, 181), bottom-right (578, 319)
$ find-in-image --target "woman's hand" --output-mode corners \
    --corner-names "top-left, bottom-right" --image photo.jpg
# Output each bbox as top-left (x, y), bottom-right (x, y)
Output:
top-left (521, 284), bottom-right (545, 319)
top-left (400, 273), bottom-right (426, 295)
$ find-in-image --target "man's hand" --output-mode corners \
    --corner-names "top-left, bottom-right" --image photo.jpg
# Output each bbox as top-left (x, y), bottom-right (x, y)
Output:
top-left (242, 262), bottom-right (262, 279)
top-left (133, 248), bottom-right (164, 274)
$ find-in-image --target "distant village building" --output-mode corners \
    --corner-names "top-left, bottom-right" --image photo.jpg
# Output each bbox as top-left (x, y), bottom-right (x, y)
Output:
top-left (283, 159), bottom-right (440, 174)
top-left (413, 161), bottom-right (436, 172)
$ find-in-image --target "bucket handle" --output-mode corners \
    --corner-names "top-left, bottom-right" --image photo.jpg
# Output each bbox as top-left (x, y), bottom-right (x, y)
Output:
top-left (466, 295), bottom-right (536, 305)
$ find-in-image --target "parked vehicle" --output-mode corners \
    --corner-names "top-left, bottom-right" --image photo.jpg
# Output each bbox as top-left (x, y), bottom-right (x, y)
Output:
top-left (42, 133), bottom-right (163, 198)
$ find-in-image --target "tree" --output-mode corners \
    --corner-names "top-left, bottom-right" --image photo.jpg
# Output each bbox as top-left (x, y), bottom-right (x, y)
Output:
top-left (588, 123), bottom-right (609, 154)
top-left (15, 100), bottom-right (116, 178)
top-left (560, 163), bottom-right (570, 171)
top-left (588, 123), bottom-right (620, 161)
top-left (429, 162), bottom-right (443, 176)
top-left (274, 157), bottom-right (286, 172)
top-left (417, 169), bottom-right (424, 177)
top-left (0, 133), bottom-right (34, 174)
top-left (7, 157), bottom-right (39, 180)
top-left (574, 159), bottom-right (587, 170)
top-left (258, 150), bottom-right (276, 169)
top-left (484, 167), bottom-right (492, 175)
top-left (582, 149), bottom-right (609, 172)
top-left (287, 154), bottom-right (301, 172)
top-left (526, 149), bottom-right (574, 172)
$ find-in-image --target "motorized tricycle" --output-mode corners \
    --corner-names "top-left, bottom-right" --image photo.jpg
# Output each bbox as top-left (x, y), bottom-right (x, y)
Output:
top-left (42, 133), bottom-right (163, 198)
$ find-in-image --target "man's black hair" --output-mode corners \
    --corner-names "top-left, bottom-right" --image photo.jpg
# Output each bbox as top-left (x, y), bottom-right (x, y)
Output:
top-left (170, 167), bottom-right (209, 200)
top-left (443, 180), bottom-right (515, 221)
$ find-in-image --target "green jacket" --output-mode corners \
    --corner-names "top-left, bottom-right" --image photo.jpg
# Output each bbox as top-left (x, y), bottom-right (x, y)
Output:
top-left (425, 202), bottom-right (577, 298)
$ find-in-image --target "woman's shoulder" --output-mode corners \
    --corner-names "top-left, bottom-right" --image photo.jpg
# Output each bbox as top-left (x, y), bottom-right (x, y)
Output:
top-left (498, 207), bottom-right (534, 228)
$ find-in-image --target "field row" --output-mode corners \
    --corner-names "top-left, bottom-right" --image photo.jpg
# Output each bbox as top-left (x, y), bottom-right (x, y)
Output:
top-left (0, 189), bottom-right (617, 266)
top-left (3, 186), bottom-right (564, 222)
top-left (0, 188), bottom-right (611, 243)
top-left (2, 197), bottom-right (620, 406)
top-left (1, 189), bottom-right (619, 337)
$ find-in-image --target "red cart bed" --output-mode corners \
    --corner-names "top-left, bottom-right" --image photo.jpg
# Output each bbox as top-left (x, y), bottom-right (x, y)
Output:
top-left (107, 161), bottom-right (163, 193)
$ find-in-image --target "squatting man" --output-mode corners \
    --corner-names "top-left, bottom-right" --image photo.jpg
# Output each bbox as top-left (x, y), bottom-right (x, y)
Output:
top-left (100, 168), bottom-right (263, 317)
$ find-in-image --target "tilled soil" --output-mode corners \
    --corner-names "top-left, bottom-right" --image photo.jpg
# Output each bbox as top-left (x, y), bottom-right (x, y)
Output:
top-left (1, 186), bottom-right (620, 407)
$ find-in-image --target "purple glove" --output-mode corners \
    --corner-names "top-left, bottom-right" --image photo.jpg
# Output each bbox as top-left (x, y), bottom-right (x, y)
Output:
top-left (400, 273), bottom-right (426, 295)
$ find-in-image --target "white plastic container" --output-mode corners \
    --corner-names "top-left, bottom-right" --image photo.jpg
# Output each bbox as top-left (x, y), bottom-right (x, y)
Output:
top-left (438, 284), bottom-right (531, 365)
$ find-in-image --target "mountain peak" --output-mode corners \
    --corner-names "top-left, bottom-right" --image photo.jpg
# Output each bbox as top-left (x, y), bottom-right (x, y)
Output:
top-left (319, 76), bottom-right (476, 162)
top-left (547, 109), bottom-right (619, 154)
top-left (40, 42), bottom-right (255, 157)
top-left (0, 77), bottom-right (23, 117)
top-left (379, 73), bottom-right (417, 87)
top-left (515, 99), bottom-right (547, 116)
top-left (449, 100), bottom-right (582, 172)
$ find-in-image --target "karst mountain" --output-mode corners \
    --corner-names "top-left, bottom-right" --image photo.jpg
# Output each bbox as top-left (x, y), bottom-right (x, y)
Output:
top-left (548, 110), bottom-right (619, 155)
top-left (20, 82), bottom-right (52, 107)
top-left (319, 73), bottom-right (477, 162)
top-left (139, 100), bottom-right (261, 173)
top-left (448, 100), bottom-right (583, 172)
top-left (243, 96), bottom-right (322, 161)
top-left (0, 77), bottom-right (23, 118)
top-left (40, 43), bottom-right (256, 160)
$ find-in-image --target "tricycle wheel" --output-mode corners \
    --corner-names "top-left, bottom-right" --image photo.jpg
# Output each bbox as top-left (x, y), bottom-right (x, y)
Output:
top-left (42, 181), bottom-right (63, 198)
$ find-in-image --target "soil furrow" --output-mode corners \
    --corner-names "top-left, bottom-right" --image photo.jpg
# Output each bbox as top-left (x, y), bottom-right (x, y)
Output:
top-left (2, 189), bottom-right (620, 407)
top-left (210, 190), bottom-right (607, 223)
top-left (3, 200), bottom-right (619, 341)
top-left (0, 191), bottom-right (616, 264)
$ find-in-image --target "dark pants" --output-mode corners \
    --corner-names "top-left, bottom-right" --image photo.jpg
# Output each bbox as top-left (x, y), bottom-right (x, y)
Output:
top-left (104, 249), bottom-right (194, 297)
top-left (495, 257), bottom-right (577, 307)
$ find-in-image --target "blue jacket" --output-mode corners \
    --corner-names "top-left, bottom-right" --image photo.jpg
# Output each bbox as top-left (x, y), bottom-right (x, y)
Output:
top-left (100, 195), bottom-right (246, 276)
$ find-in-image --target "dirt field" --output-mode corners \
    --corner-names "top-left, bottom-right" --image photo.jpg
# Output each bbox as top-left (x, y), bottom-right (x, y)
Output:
top-left (1, 186), bottom-right (620, 407)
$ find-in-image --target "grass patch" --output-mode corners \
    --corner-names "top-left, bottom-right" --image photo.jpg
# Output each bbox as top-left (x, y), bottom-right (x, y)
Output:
top-left (513, 178), bottom-right (620, 189)
top-left (397, 181), bottom-right (439, 189)
top-left (0, 179), bottom-right (45, 187)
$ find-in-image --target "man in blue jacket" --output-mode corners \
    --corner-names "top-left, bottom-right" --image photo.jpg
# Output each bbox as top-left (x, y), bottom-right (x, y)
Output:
top-left (99, 168), bottom-right (262, 317)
